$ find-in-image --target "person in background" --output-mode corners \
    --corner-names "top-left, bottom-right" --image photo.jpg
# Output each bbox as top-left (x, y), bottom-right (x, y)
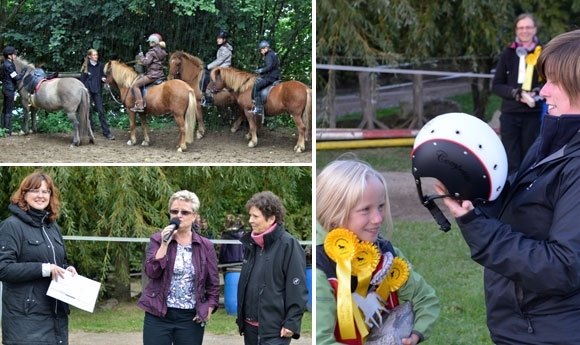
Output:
top-left (130, 33), bottom-right (168, 112)
top-left (237, 191), bottom-right (308, 345)
top-left (80, 48), bottom-right (115, 140)
top-left (2, 46), bottom-right (28, 136)
top-left (249, 40), bottom-right (280, 116)
top-left (434, 29), bottom-right (580, 345)
top-left (201, 29), bottom-right (233, 107)
top-left (492, 13), bottom-right (544, 174)
top-left (317, 158), bottom-right (440, 345)
top-left (137, 190), bottom-right (220, 345)
top-left (0, 171), bottom-right (77, 344)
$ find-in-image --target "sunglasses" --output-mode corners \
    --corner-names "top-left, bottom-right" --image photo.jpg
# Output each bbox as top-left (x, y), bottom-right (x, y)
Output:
top-left (169, 209), bottom-right (193, 216)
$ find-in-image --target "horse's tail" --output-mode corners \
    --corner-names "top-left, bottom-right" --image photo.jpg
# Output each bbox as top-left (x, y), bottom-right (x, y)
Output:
top-left (303, 88), bottom-right (312, 141)
top-left (78, 88), bottom-right (91, 139)
top-left (185, 88), bottom-right (196, 144)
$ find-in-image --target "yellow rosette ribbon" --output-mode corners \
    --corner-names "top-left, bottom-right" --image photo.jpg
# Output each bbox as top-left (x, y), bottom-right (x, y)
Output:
top-left (522, 45), bottom-right (542, 91)
top-left (376, 256), bottom-right (410, 300)
top-left (324, 228), bottom-right (358, 339)
top-left (351, 242), bottom-right (381, 339)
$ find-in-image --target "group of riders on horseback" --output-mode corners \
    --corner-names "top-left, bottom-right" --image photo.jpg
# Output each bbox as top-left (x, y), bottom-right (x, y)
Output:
top-left (1, 29), bottom-right (281, 136)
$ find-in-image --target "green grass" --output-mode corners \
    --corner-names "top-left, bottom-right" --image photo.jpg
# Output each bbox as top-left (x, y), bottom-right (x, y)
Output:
top-left (69, 302), bottom-right (312, 336)
top-left (391, 221), bottom-right (493, 344)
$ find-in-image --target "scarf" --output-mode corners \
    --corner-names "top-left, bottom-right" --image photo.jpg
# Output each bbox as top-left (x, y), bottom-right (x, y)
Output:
top-left (251, 223), bottom-right (276, 248)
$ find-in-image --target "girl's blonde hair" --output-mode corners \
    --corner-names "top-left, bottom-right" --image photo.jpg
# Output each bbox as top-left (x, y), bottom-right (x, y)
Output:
top-left (316, 157), bottom-right (394, 239)
top-left (80, 48), bottom-right (98, 74)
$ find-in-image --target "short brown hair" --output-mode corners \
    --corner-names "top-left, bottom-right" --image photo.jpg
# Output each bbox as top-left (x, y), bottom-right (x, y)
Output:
top-left (245, 191), bottom-right (285, 224)
top-left (10, 171), bottom-right (60, 222)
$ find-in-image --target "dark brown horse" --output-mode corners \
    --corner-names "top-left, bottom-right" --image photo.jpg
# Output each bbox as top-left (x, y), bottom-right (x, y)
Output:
top-left (104, 60), bottom-right (197, 152)
top-left (209, 67), bottom-right (311, 153)
top-left (13, 58), bottom-right (95, 146)
top-left (167, 50), bottom-right (236, 138)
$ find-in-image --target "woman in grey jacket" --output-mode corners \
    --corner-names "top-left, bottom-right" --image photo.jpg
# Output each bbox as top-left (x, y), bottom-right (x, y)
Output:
top-left (0, 171), bottom-right (77, 345)
top-left (435, 29), bottom-right (580, 344)
top-left (237, 191), bottom-right (308, 345)
top-left (137, 190), bottom-right (219, 345)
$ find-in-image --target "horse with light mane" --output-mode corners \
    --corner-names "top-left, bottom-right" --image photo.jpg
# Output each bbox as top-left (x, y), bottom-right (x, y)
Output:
top-left (167, 50), bottom-right (236, 139)
top-left (13, 57), bottom-right (95, 146)
top-left (104, 60), bottom-right (197, 152)
top-left (208, 67), bottom-right (311, 153)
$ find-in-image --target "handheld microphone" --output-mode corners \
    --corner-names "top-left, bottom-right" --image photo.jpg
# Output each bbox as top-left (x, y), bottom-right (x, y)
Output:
top-left (162, 218), bottom-right (181, 243)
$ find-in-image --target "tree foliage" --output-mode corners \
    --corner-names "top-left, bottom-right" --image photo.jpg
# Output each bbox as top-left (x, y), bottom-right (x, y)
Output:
top-left (0, 166), bottom-right (312, 299)
top-left (1, 0), bottom-right (311, 83)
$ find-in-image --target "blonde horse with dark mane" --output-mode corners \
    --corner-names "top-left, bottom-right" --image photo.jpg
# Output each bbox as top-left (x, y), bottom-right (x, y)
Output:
top-left (208, 67), bottom-right (311, 153)
top-left (167, 50), bottom-right (236, 139)
top-left (13, 57), bottom-right (95, 146)
top-left (104, 60), bottom-right (197, 152)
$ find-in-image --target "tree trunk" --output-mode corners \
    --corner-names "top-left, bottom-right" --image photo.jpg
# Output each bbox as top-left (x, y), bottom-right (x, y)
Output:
top-left (408, 74), bottom-right (425, 128)
top-left (358, 71), bottom-right (387, 129)
top-left (471, 77), bottom-right (491, 120)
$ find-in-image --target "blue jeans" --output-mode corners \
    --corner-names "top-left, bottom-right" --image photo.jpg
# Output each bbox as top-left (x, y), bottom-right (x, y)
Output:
top-left (143, 308), bottom-right (204, 345)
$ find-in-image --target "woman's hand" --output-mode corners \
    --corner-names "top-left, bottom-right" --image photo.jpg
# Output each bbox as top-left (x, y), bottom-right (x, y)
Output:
top-left (280, 327), bottom-right (294, 338)
top-left (402, 333), bottom-right (420, 345)
top-left (66, 266), bottom-right (77, 276)
top-left (50, 264), bottom-right (67, 281)
top-left (434, 181), bottom-right (474, 218)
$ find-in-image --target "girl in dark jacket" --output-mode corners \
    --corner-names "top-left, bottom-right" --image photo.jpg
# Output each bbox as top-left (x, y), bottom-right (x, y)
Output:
top-left (436, 29), bottom-right (580, 345)
top-left (0, 171), bottom-right (77, 345)
top-left (137, 190), bottom-right (220, 345)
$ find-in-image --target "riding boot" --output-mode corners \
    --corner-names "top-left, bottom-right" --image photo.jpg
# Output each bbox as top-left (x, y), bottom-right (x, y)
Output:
top-left (130, 100), bottom-right (145, 113)
top-left (3, 113), bottom-right (12, 136)
top-left (201, 93), bottom-right (213, 107)
top-left (249, 95), bottom-right (264, 115)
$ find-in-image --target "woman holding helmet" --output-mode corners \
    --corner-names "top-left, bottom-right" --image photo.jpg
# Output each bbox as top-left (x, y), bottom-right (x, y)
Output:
top-left (429, 30), bottom-right (580, 344)
top-left (130, 33), bottom-right (168, 112)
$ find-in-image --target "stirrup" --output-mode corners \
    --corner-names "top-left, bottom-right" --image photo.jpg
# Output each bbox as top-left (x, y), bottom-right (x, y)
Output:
top-left (130, 105), bottom-right (145, 112)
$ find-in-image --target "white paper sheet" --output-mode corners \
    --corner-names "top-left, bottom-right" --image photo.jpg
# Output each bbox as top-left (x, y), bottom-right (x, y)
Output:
top-left (46, 271), bottom-right (101, 313)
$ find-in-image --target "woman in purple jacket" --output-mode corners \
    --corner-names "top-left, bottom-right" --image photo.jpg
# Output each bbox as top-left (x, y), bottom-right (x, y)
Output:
top-left (137, 190), bottom-right (220, 345)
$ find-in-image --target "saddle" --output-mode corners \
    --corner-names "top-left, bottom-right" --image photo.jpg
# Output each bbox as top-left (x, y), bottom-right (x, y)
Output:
top-left (23, 68), bottom-right (58, 94)
top-left (259, 80), bottom-right (281, 102)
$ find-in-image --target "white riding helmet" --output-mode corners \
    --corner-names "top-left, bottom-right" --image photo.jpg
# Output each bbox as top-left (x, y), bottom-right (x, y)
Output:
top-left (147, 34), bottom-right (160, 44)
top-left (412, 112), bottom-right (508, 202)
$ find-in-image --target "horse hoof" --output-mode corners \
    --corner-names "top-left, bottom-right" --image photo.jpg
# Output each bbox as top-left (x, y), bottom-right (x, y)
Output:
top-left (127, 140), bottom-right (135, 146)
top-left (177, 147), bottom-right (185, 153)
top-left (230, 127), bottom-right (237, 133)
top-left (141, 141), bottom-right (149, 147)
top-left (294, 146), bottom-right (305, 153)
top-left (248, 141), bottom-right (257, 148)
top-left (196, 132), bottom-right (204, 140)
top-left (90, 138), bottom-right (96, 145)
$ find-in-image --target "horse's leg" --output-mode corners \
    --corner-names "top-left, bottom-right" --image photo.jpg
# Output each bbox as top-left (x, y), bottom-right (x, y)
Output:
top-left (31, 107), bottom-right (37, 133)
top-left (245, 110), bottom-right (258, 148)
top-left (21, 99), bottom-right (29, 135)
top-left (127, 111), bottom-right (138, 146)
top-left (231, 113), bottom-right (244, 133)
top-left (196, 103), bottom-right (205, 139)
top-left (176, 114), bottom-right (187, 152)
top-left (140, 113), bottom-right (149, 146)
top-left (291, 112), bottom-right (307, 153)
top-left (69, 112), bottom-right (80, 147)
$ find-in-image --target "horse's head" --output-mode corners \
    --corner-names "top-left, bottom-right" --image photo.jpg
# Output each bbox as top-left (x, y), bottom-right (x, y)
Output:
top-left (168, 52), bottom-right (183, 80)
top-left (103, 61), bottom-right (116, 87)
top-left (208, 68), bottom-right (224, 91)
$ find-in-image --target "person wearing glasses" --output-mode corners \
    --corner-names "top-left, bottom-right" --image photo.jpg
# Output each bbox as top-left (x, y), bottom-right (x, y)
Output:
top-left (0, 171), bottom-right (77, 344)
top-left (236, 191), bottom-right (308, 345)
top-left (137, 190), bottom-right (219, 345)
top-left (492, 13), bottom-right (544, 174)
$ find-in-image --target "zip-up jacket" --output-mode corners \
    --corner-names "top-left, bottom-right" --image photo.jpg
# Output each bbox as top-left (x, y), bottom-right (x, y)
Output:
top-left (236, 224), bottom-right (308, 340)
top-left (457, 129), bottom-right (580, 344)
top-left (0, 203), bottom-right (70, 344)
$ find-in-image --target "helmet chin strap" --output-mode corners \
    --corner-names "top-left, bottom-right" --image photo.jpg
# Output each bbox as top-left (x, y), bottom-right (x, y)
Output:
top-left (414, 178), bottom-right (452, 232)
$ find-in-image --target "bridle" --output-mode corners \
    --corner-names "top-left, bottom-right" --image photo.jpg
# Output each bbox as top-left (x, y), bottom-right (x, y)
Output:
top-left (103, 63), bottom-right (139, 107)
top-left (170, 58), bottom-right (198, 85)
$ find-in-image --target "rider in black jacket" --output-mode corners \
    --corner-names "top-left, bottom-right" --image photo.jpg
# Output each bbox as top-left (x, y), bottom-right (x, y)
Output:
top-left (2, 46), bottom-right (28, 135)
top-left (249, 41), bottom-right (280, 116)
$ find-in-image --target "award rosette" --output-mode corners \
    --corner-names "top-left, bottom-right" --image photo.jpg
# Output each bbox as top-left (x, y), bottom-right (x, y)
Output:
top-left (376, 256), bottom-right (410, 299)
top-left (324, 228), bottom-right (358, 339)
top-left (522, 45), bottom-right (542, 91)
top-left (352, 242), bottom-right (381, 296)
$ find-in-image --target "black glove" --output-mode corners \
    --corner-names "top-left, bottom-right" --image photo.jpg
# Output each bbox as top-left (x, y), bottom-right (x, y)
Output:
top-left (511, 88), bottom-right (522, 101)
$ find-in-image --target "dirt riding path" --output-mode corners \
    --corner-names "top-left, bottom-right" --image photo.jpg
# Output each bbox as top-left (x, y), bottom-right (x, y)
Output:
top-left (0, 126), bottom-right (312, 164)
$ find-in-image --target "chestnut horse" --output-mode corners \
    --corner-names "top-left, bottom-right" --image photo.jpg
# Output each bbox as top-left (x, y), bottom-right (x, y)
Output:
top-left (13, 57), bottom-right (95, 146)
top-left (209, 67), bottom-right (311, 153)
top-left (167, 50), bottom-right (236, 138)
top-left (104, 60), bottom-right (197, 152)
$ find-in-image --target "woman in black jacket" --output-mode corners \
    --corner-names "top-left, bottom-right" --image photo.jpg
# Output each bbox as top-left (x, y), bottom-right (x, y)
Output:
top-left (0, 171), bottom-right (76, 345)
top-left (237, 191), bottom-right (308, 345)
top-left (436, 29), bottom-right (580, 344)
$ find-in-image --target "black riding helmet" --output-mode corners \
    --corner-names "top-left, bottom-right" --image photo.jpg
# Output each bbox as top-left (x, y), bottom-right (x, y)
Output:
top-left (3, 46), bottom-right (17, 58)
top-left (217, 30), bottom-right (228, 39)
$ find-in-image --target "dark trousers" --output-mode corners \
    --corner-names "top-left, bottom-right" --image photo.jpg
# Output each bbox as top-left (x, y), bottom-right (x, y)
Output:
top-left (143, 308), bottom-right (204, 345)
top-left (242, 323), bottom-right (292, 345)
top-left (500, 112), bottom-right (541, 174)
top-left (2, 89), bottom-right (15, 133)
top-left (252, 77), bottom-right (277, 100)
top-left (88, 91), bottom-right (111, 136)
